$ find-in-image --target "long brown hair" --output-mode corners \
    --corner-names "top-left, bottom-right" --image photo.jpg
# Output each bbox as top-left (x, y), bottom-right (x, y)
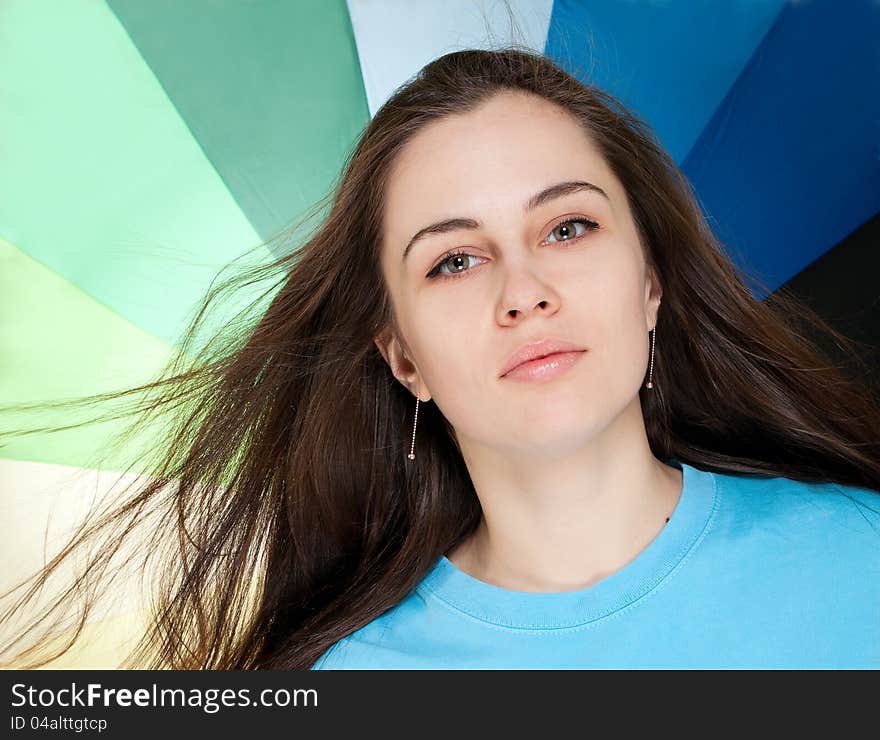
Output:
top-left (2, 46), bottom-right (879, 670)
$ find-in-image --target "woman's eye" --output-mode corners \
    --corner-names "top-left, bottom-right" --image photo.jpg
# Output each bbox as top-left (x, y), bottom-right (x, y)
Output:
top-left (544, 217), bottom-right (599, 244)
top-left (426, 251), bottom-right (481, 280)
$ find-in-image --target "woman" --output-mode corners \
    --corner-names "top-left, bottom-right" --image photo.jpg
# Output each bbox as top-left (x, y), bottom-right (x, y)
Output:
top-left (2, 47), bottom-right (879, 670)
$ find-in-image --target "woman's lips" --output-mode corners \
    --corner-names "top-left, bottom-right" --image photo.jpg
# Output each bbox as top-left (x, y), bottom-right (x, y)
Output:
top-left (501, 350), bottom-right (585, 382)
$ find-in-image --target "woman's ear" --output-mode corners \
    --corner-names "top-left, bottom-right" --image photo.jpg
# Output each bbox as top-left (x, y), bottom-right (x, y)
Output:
top-left (644, 265), bottom-right (663, 331)
top-left (374, 328), bottom-right (430, 401)
top-left (373, 327), bottom-right (394, 369)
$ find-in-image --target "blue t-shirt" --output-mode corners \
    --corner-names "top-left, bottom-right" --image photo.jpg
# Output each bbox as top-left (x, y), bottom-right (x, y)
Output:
top-left (311, 460), bottom-right (880, 669)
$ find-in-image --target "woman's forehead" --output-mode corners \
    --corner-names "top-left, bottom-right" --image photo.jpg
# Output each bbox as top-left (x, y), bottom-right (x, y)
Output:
top-left (391, 95), bottom-right (606, 187)
top-left (382, 102), bottom-right (616, 246)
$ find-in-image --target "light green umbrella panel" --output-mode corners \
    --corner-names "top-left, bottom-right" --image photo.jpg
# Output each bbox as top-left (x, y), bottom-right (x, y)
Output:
top-left (0, 0), bottom-right (370, 473)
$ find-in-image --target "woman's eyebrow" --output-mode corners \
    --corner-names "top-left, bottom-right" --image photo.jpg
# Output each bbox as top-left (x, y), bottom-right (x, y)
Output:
top-left (401, 180), bottom-right (609, 261)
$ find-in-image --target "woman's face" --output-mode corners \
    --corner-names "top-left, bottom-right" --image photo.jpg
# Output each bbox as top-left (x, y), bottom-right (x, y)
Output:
top-left (376, 91), bottom-right (662, 459)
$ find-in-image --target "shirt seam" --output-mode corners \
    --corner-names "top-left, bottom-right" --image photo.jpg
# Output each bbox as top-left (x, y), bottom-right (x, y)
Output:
top-left (416, 468), bottom-right (722, 632)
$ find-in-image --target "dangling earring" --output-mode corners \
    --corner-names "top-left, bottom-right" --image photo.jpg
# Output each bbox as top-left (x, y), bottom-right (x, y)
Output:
top-left (407, 395), bottom-right (420, 460)
top-left (646, 309), bottom-right (658, 390)
top-left (645, 328), bottom-right (656, 389)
